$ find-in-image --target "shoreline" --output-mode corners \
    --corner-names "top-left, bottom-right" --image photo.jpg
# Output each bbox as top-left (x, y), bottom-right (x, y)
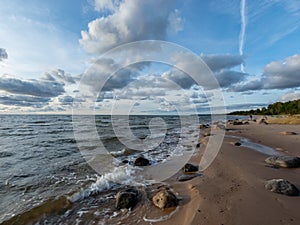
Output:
top-left (149, 122), bottom-right (300, 225)
top-left (2, 121), bottom-right (299, 225)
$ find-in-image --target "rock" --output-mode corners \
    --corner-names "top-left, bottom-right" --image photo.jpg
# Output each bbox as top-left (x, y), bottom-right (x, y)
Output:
top-left (257, 117), bottom-right (268, 124)
top-left (199, 124), bottom-right (206, 129)
top-left (233, 120), bottom-right (243, 125)
top-left (134, 156), bottom-right (150, 166)
top-left (178, 174), bottom-right (202, 182)
top-left (265, 156), bottom-right (300, 168)
top-left (265, 179), bottom-right (299, 196)
top-left (242, 120), bottom-right (249, 125)
top-left (203, 132), bottom-right (211, 137)
top-left (115, 188), bottom-right (139, 209)
top-left (182, 163), bottom-right (198, 173)
top-left (152, 190), bottom-right (179, 209)
top-left (196, 143), bottom-right (201, 148)
top-left (122, 159), bottom-right (129, 164)
top-left (279, 131), bottom-right (297, 135)
top-left (234, 142), bottom-right (242, 146)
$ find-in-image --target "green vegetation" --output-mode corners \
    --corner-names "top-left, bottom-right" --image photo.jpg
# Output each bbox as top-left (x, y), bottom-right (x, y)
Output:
top-left (229, 99), bottom-right (300, 115)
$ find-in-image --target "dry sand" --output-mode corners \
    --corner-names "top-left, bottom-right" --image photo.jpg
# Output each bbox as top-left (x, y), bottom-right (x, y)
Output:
top-left (153, 122), bottom-right (300, 225)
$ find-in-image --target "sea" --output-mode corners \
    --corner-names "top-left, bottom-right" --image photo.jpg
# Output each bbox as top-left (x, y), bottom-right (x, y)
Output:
top-left (0, 114), bottom-right (231, 225)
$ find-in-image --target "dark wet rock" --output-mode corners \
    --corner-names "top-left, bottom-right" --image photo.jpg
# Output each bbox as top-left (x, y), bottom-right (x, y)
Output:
top-left (134, 156), bottom-right (150, 166)
top-left (152, 190), bottom-right (179, 209)
top-left (265, 156), bottom-right (300, 168)
top-left (199, 124), bottom-right (209, 129)
top-left (115, 188), bottom-right (139, 209)
top-left (233, 120), bottom-right (243, 125)
top-left (234, 142), bottom-right (242, 146)
top-left (178, 174), bottom-right (202, 182)
top-left (122, 159), bottom-right (129, 164)
top-left (265, 179), bottom-right (299, 196)
top-left (182, 163), bottom-right (198, 173)
top-left (279, 131), bottom-right (297, 135)
top-left (196, 143), bottom-right (201, 148)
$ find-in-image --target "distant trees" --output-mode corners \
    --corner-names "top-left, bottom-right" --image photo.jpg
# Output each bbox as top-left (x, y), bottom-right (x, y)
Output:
top-left (229, 99), bottom-right (300, 115)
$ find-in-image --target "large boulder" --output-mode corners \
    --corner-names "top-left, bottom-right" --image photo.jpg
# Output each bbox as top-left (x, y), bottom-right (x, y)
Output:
top-left (152, 190), bottom-right (179, 209)
top-left (265, 179), bottom-right (299, 196)
top-left (182, 163), bottom-right (198, 173)
top-left (134, 156), bottom-right (150, 166)
top-left (265, 156), bottom-right (300, 168)
top-left (115, 188), bottom-right (139, 209)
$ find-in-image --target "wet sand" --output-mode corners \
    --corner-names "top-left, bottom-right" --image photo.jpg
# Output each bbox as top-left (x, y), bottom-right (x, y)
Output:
top-left (149, 122), bottom-right (300, 225)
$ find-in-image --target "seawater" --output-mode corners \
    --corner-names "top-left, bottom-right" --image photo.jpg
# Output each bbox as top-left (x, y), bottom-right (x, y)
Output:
top-left (0, 114), bottom-right (214, 224)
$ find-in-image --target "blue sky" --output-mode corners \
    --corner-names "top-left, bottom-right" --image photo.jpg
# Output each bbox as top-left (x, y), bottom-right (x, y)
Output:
top-left (0, 0), bottom-right (300, 114)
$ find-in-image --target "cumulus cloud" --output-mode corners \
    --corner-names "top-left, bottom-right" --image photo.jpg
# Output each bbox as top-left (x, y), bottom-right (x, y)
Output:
top-left (162, 54), bottom-right (246, 90)
top-left (262, 54), bottom-right (300, 89)
top-left (0, 48), bottom-right (8, 61)
top-left (43, 69), bottom-right (77, 84)
top-left (82, 58), bottom-right (139, 92)
top-left (214, 70), bottom-right (246, 88)
top-left (94, 0), bottom-right (120, 12)
top-left (232, 54), bottom-right (300, 92)
top-left (80, 0), bottom-right (182, 54)
top-left (279, 91), bottom-right (300, 102)
top-left (0, 77), bottom-right (65, 97)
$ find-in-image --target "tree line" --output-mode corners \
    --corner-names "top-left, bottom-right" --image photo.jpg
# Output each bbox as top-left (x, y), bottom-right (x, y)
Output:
top-left (229, 99), bottom-right (300, 115)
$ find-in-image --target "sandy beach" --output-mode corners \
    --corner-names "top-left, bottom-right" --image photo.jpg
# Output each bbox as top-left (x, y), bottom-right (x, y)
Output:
top-left (146, 121), bottom-right (300, 225)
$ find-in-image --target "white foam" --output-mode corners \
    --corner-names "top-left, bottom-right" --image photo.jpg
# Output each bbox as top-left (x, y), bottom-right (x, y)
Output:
top-left (143, 206), bottom-right (179, 223)
top-left (68, 165), bottom-right (143, 202)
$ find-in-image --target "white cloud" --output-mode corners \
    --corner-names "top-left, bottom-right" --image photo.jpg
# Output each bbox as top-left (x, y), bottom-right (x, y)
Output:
top-left (94, 0), bottom-right (120, 12)
top-left (279, 91), bottom-right (300, 102)
top-left (232, 54), bottom-right (300, 91)
top-left (80, 0), bottom-right (182, 54)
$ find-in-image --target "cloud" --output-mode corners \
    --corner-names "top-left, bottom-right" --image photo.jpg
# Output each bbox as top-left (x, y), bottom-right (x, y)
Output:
top-left (42, 69), bottom-right (77, 84)
top-left (232, 54), bottom-right (300, 92)
top-left (279, 91), bottom-right (300, 102)
top-left (262, 54), bottom-right (300, 89)
top-left (214, 70), bottom-right (247, 88)
top-left (82, 58), bottom-right (140, 92)
top-left (162, 70), bottom-right (196, 89)
top-left (0, 48), bottom-right (8, 61)
top-left (230, 80), bottom-right (263, 92)
top-left (163, 54), bottom-right (246, 89)
top-left (80, 0), bottom-right (182, 54)
top-left (94, 0), bottom-right (120, 12)
top-left (0, 95), bottom-right (50, 107)
top-left (58, 95), bottom-right (74, 105)
top-left (0, 77), bottom-right (65, 97)
top-left (201, 54), bottom-right (245, 72)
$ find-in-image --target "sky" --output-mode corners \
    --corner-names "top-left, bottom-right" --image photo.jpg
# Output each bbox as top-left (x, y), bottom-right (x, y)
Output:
top-left (0, 0), bottom-right (300, 114)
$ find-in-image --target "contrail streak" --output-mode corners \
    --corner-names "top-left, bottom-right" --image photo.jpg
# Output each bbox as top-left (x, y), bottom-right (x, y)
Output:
top-left (239, 0), bottom-right (246, 72)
